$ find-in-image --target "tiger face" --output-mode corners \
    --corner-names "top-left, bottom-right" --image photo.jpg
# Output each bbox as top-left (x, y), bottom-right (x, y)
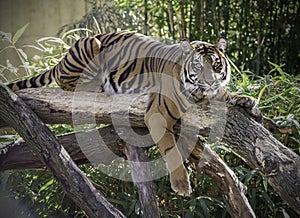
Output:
top-left (180, 39), bottom-right (231, 100)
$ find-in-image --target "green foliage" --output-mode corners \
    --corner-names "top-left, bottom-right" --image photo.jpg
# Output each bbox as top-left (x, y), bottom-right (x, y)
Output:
top-left (229, 62), bottom-right (300, 152)
top-left (0, 23), bottom-right (31, 79)
top-left (0, 24), bottom-right (70, 82)
top-left (1, 170), bottom-right (86, 217)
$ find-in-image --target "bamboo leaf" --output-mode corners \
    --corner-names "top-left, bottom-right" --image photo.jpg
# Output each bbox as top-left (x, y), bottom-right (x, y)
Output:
top-left (23, 44), bottom-right (44, 52)
top-left (12, 23), bottom-right (29, 44)
top-left (39, 179), bottom-right (54, 193)
top-left (268, 61), bottom-right (286, 78)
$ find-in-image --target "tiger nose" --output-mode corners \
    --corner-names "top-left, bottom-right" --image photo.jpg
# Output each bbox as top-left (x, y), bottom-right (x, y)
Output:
top-left (206, 80), bottom-right (215, 86)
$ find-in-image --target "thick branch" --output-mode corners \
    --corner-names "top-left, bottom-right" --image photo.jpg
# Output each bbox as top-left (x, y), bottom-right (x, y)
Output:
top-left (0, 84), bottom-right (125, 218)
top-left (224, 108), bottom-right (300, 214)
top-left (195, 137), bottom-right (255, 218)
top-left (0, 127), bottom-right (125, 171)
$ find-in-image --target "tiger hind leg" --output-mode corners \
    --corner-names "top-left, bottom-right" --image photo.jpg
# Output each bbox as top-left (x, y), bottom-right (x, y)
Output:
top-left (55, 37), bottom-right (103, 92)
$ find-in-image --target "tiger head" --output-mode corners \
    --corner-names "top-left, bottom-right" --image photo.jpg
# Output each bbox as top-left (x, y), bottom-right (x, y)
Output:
top-left (180, 38), bottom-right (231, 100)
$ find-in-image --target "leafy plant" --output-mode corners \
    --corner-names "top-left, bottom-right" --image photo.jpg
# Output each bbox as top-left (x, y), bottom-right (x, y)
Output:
top-left (0, 23), bottom-right (31, 80)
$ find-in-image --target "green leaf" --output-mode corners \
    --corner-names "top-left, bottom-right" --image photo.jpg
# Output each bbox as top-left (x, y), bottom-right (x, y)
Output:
top-left (251, 188), bottom-right (257, 210)
top-left (39, 178), bottom-right (54, 193)
top-left (17, 48), bottom-right (28, 61)
top-left (60, 28), bottom-right (92, 40)
top-left (12, 23), bottom-right (29, 44)
top-left (263, 178), bottom-right (268, 192)
top-left (244, 170), bottom-right (256, 185)
top-left (0, 135), bottom-right (16, 142)
top-left (185, 199), bottom-right (197, 218)
top-left (261, 191), bottom-right (274, 207)
top-left (107, 198), bottom-right (128, 208)
top-left (199, 198), bottom-right (209, 218)
top-left (268, 61), bottom-right (286, 78)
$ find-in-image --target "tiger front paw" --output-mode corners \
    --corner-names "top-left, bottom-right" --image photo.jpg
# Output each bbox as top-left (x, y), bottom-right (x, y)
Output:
top-left (244, 99), bottom-right (263, 123)
top-left (170, 165), bottom-right (192, 196)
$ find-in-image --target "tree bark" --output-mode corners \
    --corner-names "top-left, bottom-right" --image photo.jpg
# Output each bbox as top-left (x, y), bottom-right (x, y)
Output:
top-left (0, 127), bottom-right (125, 171)
top-left (0, 84), bottom-right (125, 218)
top-left (224, 108), bottom-right (300, 215)
top-left (195, 136), bottom-right (256, 218)
top-left (0, 88), bottom-right (299, 215)
top-left (124, 144), bottom-right (161, 218)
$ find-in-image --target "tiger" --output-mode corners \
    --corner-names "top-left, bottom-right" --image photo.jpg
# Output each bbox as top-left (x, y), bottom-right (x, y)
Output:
top-left (7, 31), bottom-right (261, 196)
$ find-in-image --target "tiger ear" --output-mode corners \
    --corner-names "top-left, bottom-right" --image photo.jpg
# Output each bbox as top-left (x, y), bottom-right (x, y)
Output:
top-left (216, 38), bottom-right (227, 53)
top-left (180, 40), bottom-right (193, 59)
